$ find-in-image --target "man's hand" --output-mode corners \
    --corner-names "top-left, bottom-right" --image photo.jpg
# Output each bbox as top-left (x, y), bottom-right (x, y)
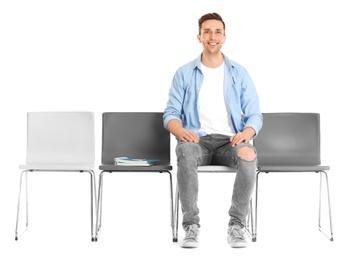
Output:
top-left (177, 129), bottom-right (200, 143)
top-left (230, 127), bottom-right (256, 147)
top-left (167, 119), bottom-right (200, 143)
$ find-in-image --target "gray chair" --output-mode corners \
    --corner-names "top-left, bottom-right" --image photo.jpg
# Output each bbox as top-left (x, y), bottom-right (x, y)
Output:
top-left (174, 165), bottom-right (255, 243)
top-left (96, 112), bottom-right (176, 241)
top-left (15, 112), bottom-right (97, 241)
top-left (253, 112), bottom-right (333, 241)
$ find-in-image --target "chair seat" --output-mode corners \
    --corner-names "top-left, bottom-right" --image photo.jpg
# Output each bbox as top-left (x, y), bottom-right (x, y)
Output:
top-left (99, 164), bottom-right (172, 172)
top-left (197, 165), bottom-right (236, 172)
top-left (258, 164), bottom-right (330, 172)
top-left (19, 164), bottom-right (95, 171)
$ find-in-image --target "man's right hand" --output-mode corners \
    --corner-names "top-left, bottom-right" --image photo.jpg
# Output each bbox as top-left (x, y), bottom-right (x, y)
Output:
top-left (177, 129), bottom-right (200, 143)
top-left (167, 119), bottom-right (200, 143)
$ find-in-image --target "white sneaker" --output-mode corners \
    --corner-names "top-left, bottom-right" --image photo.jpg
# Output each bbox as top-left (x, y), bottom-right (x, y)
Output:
top-left (227, 225), bottom-right (248, 248)
top-left (181, 224), bottom-right (199, 248)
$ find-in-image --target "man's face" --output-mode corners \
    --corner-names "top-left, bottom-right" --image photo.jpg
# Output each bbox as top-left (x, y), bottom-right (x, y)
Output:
top-left (198, 19), bottom-right (226, 55)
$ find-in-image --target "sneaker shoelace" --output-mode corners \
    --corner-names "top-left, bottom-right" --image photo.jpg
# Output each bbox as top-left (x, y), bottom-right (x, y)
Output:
top-left (185, 226), bottom-right (198, 241)
top-left (229, 226), bottom-right (245, 241)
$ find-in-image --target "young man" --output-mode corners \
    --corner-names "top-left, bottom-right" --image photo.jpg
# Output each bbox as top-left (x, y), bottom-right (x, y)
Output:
top-left (163, 13), bottom-right (262, 248)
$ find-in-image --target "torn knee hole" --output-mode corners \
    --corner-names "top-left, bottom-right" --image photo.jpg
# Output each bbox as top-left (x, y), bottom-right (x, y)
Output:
top-left (237, 147), bottom-right (256, 161)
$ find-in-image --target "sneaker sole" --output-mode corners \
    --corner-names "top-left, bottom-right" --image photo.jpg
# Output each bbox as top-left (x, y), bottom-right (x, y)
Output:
top-left (229, 242), bottom-right (247, 248)
top-left (181, 241), bottom-right (198, 248)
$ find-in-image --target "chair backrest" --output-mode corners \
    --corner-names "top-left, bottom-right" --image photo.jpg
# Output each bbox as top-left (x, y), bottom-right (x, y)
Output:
top-left (253, 113), bottom-right (321, 166)
top-left (26, 112), bottom-right (95, 166)
top-left (101, 112), bottom-right (170, 165)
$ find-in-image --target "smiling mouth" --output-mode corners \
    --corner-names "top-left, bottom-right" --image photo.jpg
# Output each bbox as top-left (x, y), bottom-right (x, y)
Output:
top-left (208, 42), bottom-right (217, 46)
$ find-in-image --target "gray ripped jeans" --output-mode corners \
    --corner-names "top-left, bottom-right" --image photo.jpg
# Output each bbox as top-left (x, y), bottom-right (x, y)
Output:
top-left (176, 134), bottom-right (257, 230)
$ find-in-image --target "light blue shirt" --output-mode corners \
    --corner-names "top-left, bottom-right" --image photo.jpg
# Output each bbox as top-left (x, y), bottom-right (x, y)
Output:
top-left (163, 54), bottom-right (263, 138)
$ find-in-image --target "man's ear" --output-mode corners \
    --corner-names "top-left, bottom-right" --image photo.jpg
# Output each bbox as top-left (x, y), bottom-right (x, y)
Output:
top-left (197, 34), bottom-right (201, 43)
top-left (222, 35), bottom-right (227, 44)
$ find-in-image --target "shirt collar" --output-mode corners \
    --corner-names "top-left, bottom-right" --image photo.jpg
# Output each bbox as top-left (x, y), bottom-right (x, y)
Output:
top-left (193, 53), bottom-right (235, 71)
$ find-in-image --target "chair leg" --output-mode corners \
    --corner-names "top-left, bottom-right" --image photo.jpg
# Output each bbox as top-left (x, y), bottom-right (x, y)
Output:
top-left (174, 184), bottom-right (179, 242)
top-left (15, 170), bottom-right (29, 241)
top-left (252, 171), bottom-right (260, 242)
top-left (244, 199), bottom-right (254, 241)
top-left (165, 171), bottom-right (177, 242)
top-left (248, 199), bottom-right (256, 242)
top-left (318, 171), bottom-right (334, 241)
top-left (95, 171), bottom-right (105, 241)
top-left (88, 170), bottom-right (97, 242)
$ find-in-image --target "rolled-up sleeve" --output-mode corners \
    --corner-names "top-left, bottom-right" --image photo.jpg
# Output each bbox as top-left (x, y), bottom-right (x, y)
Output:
top-left (239, 66), bottom-right (263, 136)
top-left (163, 70), bottom-right (184, 129)
top-left (226, 59), bottom-right (263, 137)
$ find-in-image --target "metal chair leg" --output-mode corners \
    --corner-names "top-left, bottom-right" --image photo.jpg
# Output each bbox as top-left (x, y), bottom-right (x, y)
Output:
top-left (318, 171), bottom-right (334, 241)
top-left (174, 184), bottom-right (179, 242)
top-left (15, 169), bottom-right (97, 241)
top-left (248, 199), bottom-right (256, 242)
top-left (165, 171), bottom-right (177, 242)
top-left (254, 170), bottom-right (333, 241)
top-left (95, 171), bottom-right (104, 241)
top-left (253, 171), bottom-right (260, 242)
top-left (15, 170), bottom-right (29, 241)
top-left (88, 170), bottom-right (97, 242)
top-left (95, 171), bottom-right (175, 242)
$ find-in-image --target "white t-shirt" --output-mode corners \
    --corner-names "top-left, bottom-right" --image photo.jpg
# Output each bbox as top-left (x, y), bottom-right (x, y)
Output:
top-left (198, 62), bottom-right (236, 136)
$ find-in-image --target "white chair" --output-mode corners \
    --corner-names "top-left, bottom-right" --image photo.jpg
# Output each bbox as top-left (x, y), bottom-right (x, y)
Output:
top-left (15, 111), bottom-right (97, 241)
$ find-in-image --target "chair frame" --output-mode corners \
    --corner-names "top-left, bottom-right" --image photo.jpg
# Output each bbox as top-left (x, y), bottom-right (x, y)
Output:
top-left (15, 169), bottom-right (97, 241)
top-left (173, 165), bottom-right (256, 243)
top-left (95, 168), bottom-right (175, 241)
top-left (254, 169), bottom-right (333, 241)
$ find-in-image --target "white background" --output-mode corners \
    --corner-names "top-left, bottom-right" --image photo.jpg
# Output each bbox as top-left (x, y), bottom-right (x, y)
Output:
top-left (1, 0), bottom-right (343, 259)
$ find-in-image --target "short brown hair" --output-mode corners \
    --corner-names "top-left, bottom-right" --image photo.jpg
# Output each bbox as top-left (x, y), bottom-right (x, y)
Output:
top-left (198, 13), bottom-right (225, 35)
